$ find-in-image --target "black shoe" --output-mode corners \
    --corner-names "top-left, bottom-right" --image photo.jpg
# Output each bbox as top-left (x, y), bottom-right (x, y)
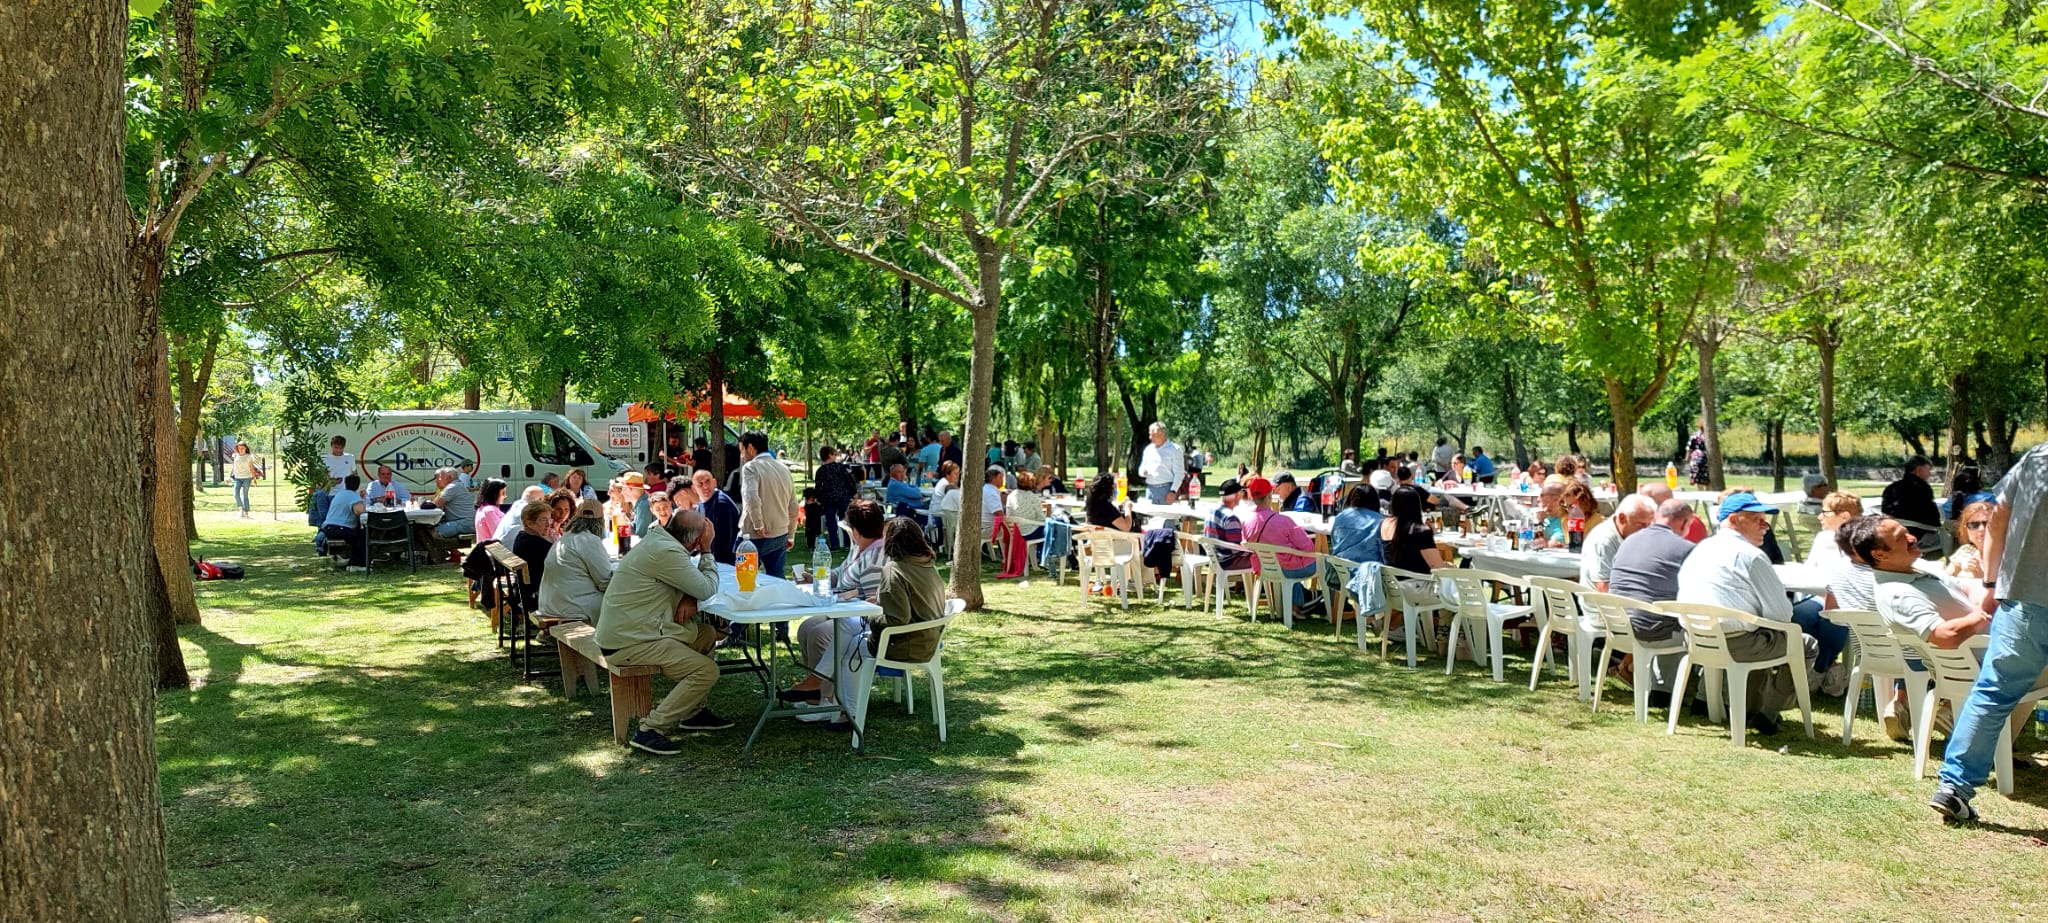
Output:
top-left (628, 728), bottom-right (681, 756)
top-left (1688, 698), bottom-right (1709, 718)
top-left (777, 687), bottom-right (822, 704)
top-left (1646, 690), bottom-right (1673, 709)
top-left (1748, 712), bottom-right (1781, 736)
top-left (678, 708), bottom-right (736, 732)
top-left (1930, 783), bottom-right (1979, 823)
top-left (825, 717), bottom-right (856, 733)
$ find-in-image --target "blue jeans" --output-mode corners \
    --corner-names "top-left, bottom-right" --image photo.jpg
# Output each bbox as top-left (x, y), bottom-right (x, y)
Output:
top-left (821, 500), bottom-right (848, 552)
top-left (433, 518), bottom-right (470, 539)
top-left (755, 533), bottom-right (789, 580)
top-left (1147, 483), bottom-right (1171, 504)
top-left (1282, 561), bottom-right (1318, 609)
top-left (1939, 600), bottom-right (2048, 799)
top-left (233, 477), bottom-right (253, 512)
top-left (1789, 596), bottom-right (1848, 675)
top-left (309, 488), bottom-right (330, 527)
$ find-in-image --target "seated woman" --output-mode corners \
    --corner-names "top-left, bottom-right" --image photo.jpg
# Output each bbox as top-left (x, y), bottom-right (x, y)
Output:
top-left (1037, 465), bottom-right (1067, 496)
top-left (1805, 491), bottom-right (1863, 571)
top-left (538, 499), bottom-right (613, 622)
top-left (931, 461), bottom-right (962, 511)
top-left (1947, 499), bottom-right (1996, 580)
top-left (472, 479), bottom-right (509, 544)
top-left (1536, 483), bottom-right (1569, 547)
top-left (784, 501), bottom-right (889, 709)
top-left (1329, 485), bottom-right (1385, 565)
top-left (562, 467), bottom-right (600, 502)
top-left (1084, 473), bottom-right (1131, 531)
top-left (1006, 470), bottom-right (1047, 541)
top-left (1514, 459), bottom-right (1548, 490)
top-left (1561, 481), bottom-right (1606, 545)
top-left (1381, 484), bottom-right (1448, 574)
top-left (546, 489), bottom-right (577, 541)
top-left (509, 502), bottom-right (554, 615)
top-left (814, 517), bottom-right (949, 731)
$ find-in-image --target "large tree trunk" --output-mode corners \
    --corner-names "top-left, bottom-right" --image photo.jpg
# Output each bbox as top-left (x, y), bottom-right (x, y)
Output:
top-left (1770, 418), bottom-right (1787, 492)
top-left (1986, 398), bottom-right (2017, 478)
top-left (1115, 373), bottom-right (1158, 476)
top-left (1088, 267), bottom-right (1112, 472)
top-left (1, 1), bottom-right (172, 916)
top-left (1499, 363), bottom-right (1529, 468)
top-left (172, 327), bottom-right (221, 537)
top-left (1604, 378), bottom-right (1642, 492)
top-left (1696, 334), bottom-right (1725, 490)
top-left (949, 256), bottom-right (1001, 609)
top-left (1816, 326), bottom-right (1839, 485)
top-left (1945, 371), bottom-right (1971, 485)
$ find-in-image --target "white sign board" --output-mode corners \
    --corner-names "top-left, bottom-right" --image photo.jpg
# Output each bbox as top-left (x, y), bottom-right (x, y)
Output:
top-left (607, 424), bottom-right (643, 451)
top-left (496, 423), bottom-right (515, 443)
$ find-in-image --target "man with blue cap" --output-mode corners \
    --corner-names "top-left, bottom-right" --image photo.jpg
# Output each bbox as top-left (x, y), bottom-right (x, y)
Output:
top-left (1674, 493), bottom-right (1820, 736)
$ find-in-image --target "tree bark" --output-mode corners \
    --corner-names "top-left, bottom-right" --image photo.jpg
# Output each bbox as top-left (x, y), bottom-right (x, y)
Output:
top-left (895, 279), bottom-right (918, 425)
top-left (1088, 264), bottom-right (1113, 472)
top-left (1816, 325), bottom-right (1839, 485)
top-left (1499, 363), bottom-right (1529, 468)
top-left (707, 350), bottom-right (728, 481)
top-left (948, 255), bottom-right (1001, 609)
top-left (1945, 371), bottom-right (1971, 485)
top-left (1, 0), bottom-right (172, 916)
top-left (1770, 418), bottom-right (1786, 492)
top-left (172, 326), bottom-right (221, 538)
top-left (1695, 333), bottom-right (1725, 490)
top-left (1603, 378), bottom-right (1642, 492)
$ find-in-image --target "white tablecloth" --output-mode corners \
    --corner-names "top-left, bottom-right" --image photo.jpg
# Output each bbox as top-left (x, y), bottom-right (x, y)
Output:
top-left (700, 565), bottom-right (882, 624)
top-left (359, 506), bottom-right (445, 527)
top-left (1462, 547), bottom-right (1583, 580)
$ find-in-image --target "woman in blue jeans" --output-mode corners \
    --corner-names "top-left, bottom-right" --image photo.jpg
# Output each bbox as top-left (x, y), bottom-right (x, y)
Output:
top-left (229, 442), bottom-right (262, 517)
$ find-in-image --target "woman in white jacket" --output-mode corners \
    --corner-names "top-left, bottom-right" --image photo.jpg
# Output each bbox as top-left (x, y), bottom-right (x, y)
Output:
top-left (539, 499), bottom-right (615, 623)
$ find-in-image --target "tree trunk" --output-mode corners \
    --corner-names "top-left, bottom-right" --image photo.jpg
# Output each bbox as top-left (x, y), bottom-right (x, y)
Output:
top-left (895, 279), bottom-right (918, 424)
top-left (1945, 371), bottom-right (1971, 485)
top-left (1088, 269), bottom-right (1112, 472)
top-left (1250, 426), bottom-right (1267, 474)
top-left (948, 257), bottom-right (1001, 609)
top-left (1986, 398), bottom-right (2016, 478)
top-left (1603, 378), bottom-right (1642, 492)
top-left (1499, 363), bottom-right (1529, 468)
top-left (2, 1), bottom-right (172, 916)
top-left (1816, 328), bottom-right (1839, 486)
top-left (1565, 420), bottom-right (1581, 457)
top-left (1770, 418), bottom-right (1786, 492)
top-left (707, 350), bottom-right (728, 481)
top-left (172, 327), bottom-right (221, 537)
top-left (1696, 334), bottom-right (1725, 490)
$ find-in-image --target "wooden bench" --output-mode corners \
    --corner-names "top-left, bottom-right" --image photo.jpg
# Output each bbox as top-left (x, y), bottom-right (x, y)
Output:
top-left (550, 622), bottom-right (663, 744)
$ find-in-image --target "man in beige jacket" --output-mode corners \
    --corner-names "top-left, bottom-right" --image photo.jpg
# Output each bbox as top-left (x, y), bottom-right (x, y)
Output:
top-left (594, 509), bottom-right (733, 755)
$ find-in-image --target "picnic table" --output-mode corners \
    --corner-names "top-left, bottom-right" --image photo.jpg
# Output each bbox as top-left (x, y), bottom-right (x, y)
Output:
top-left (357, 504), bottom-right (444, 527)
top-left (699, 564), bottom-right (882, 760)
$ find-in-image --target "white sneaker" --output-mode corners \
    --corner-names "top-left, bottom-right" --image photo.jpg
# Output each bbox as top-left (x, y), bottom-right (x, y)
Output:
top-left (346, 566), bottom-right (367, 573)
top-left (797, 700), bottom-right (840, 722)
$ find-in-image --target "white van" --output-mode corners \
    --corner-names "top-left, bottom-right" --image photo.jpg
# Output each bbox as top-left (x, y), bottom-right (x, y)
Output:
top-left (320, 410), bottom-right (629, 495)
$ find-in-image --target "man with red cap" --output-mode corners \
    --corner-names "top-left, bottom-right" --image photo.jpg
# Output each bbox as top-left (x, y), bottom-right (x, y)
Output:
top-left (1245, 476), bottom-right (1323, 616)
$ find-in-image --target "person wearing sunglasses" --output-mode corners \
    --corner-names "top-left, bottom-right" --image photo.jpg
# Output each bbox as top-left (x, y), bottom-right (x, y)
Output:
top-left (1946, 500), bottom-right (1997, 581)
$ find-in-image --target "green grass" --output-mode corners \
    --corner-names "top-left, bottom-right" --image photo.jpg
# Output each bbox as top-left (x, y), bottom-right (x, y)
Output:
top-left (168, 492), bottom-right (2048, 922)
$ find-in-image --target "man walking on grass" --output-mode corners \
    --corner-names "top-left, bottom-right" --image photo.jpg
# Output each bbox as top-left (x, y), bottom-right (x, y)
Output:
top-left (1930, 442), bottom-right (2048, 823)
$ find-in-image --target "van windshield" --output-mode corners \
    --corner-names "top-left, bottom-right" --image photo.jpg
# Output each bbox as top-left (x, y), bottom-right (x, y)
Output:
top-left (526, 423), bottom-right (595, 467)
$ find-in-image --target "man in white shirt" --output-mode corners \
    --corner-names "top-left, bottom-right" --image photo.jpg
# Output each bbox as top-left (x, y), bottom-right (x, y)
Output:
top-left (1429, 438), bottom-right (1456, 477)
top-left (364, 464), bottom-right (412, 506)
top-left (1580, 495), bottom-right (1655, 592)
top-left (738, 430), bottom-right (797, 578)
top-left (310, 435), bottom-right (357, 528)
top-left (978, 465), bottom-right (1004, 533)
top-left (1934, 441), bottom-right (2048, 822)
top-left (1676, 494), bottom-right (1818, 734)
top-left (1138, 422), bottom-right (1185, 504)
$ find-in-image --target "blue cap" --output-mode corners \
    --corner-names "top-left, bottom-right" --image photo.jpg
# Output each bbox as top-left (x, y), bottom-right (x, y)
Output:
top-left (1716, 493), bottom-right (1777, 521)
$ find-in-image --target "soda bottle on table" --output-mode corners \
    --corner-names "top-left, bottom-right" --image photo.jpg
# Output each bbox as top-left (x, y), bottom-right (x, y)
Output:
top-left (1115, 470), bottom-right (1128, 505)
top-left (1665, 462), bottom-right (1679, 490)
top-left (736, 535), bottom-right (759, 593)
top-left (811, 536), bottom-right (832, 599)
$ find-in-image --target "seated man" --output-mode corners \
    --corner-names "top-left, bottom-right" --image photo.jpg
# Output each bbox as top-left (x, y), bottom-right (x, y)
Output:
top-left (978, 465), bottom-right (1005, 533)
top-left (430, 467), bottom-right (476, 539)
top-left (364, 464), bottom-right (412, 506)
top-left (1245, 476), bottom-right (1321, 616)
top-left (1865, 514), bottom-right (1993, 739)
top-left (1204, 478), bottom-right (1253, 573)
top-left (1581, 495), bottom-right (1656, 592)
top-left (691, 469), bottom-right (741, 564)
top-left (1823, 514), bottom-right (1883, 612)
top-left (1270, 472), bottom-right (1316, 514)
top-left (321, 474), bottom-right (370, 571)
top-left (1675, 494), bottom-right (1821, 734)
top-left (1609, 499), bottom-right (1698, 695)
top-left (883, 463), bottom-right (925, 513)
top-left (593, 510), bottom-right (733, 756)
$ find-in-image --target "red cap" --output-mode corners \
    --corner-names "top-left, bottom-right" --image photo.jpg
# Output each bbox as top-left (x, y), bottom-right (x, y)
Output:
top-left (1245, 476), bottom-right (1273, 499)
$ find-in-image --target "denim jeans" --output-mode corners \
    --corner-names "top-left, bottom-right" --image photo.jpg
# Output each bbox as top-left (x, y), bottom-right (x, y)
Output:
top-left (1789, 595), bottom-right (1848, 674)
top-left (232, 477), bottom-right (253, 512)
top-left (1146, 483), bottom-right (1171, 504)
top-left (309, 488), bottom-right (330, 527)
top-left (1938, 600), bottom-right (2048, 799)
top-left (754, 532), bottom-right (789, 580)
top-left (1282, 560), bottom-right (1319, 609)
top-left (821, 500), bottom-right (848, 552)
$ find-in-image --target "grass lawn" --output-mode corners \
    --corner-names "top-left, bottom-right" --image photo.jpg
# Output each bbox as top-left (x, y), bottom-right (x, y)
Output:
top-left (166, 493), bottom-right (2048, 922)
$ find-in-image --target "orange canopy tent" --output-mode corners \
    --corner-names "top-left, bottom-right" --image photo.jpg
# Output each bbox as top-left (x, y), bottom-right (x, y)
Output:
top-left (626, 394), bottom-right (808, 422)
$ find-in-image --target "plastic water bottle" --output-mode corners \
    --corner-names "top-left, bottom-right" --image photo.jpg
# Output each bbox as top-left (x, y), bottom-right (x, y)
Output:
top-left (735, 536), bottom-right (759, 593)
top-left (1519, 521), bottom-right (1535, 551)
top-left (811, 537), bottom-right (832, 598)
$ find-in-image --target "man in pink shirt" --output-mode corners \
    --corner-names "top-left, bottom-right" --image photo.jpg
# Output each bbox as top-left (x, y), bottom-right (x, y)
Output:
top-left (1244, 477), bottom-right (1323, 616)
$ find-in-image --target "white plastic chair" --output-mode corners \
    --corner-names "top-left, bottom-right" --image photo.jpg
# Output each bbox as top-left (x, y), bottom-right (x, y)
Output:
top-left (1892, 632), bottom-right (2048, 793)
top-left (1322, 555), bottom-right (1365, 638)
top-left (1825, 608), bottom-right (1929, 745)
top-left (1526, 576), bottom-right (1600, 699)
top-left (1656, 601), bottom-right (1815, 746)
top-left (1581, 591), bottom-right (1688, 723)
top-left (1246, 542), bottom-right (1318, 628)
top-left (1076, 529), bottom-right (1142, 609)
top-left (1434, 568), bottom-right (1534, 682)
top-left (1198, 536), bottom-right (1258, 619)
top-left (1163, 531), bottom-right (1210, 608)
top-left (1377, 565), bottom-right (1448, 666)
top-left (851, 598), bottom-right (963, 747)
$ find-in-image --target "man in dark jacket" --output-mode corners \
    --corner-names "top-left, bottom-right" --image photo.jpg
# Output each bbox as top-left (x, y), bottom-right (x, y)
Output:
top-left (815, 446), bottom-right (860, 552)
top-left (1882, 455), bottom-right (1944, 543)
top-left (690, 469), bottom-right (742, 564)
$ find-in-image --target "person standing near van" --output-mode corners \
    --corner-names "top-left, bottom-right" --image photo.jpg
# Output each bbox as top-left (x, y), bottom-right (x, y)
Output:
top-left (311, 435), bottom-right (355, 528)
top-left (738, 431), bottom-right (797, 578)
top-left (230, 441), bottom-right (263, 518)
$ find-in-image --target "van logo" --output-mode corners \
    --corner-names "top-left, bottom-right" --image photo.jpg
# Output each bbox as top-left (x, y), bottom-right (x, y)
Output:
top-left (360, 424), bottom-right (482, 489)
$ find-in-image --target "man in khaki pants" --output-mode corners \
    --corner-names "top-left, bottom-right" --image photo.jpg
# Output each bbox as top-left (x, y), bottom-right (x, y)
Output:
top-left (594, 510), bottom-right (733, 755)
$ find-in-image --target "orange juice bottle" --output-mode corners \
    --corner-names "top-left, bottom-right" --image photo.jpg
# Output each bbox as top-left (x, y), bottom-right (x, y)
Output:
top-left (1115, 470), bottom-right (1128, 504)
top-left (735, 536), bottom-right (759, 592)
top-left (1664, 461), bottom-right (1678, 490)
